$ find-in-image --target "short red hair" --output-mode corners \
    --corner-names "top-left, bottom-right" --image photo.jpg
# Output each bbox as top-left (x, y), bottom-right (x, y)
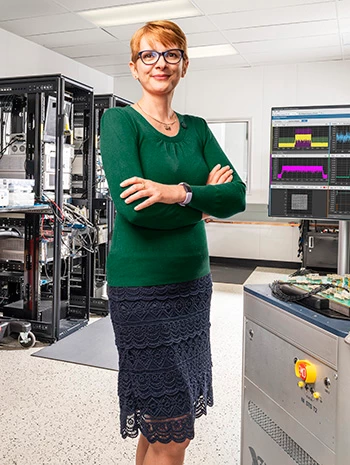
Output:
top-left (130, 20), bottom-right (188, 63)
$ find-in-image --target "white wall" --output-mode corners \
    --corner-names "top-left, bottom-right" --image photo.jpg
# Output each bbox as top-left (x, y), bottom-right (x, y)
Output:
top-left (0, 27), bottom-right (113, 93)
top-left (114, 59), bottom-right (350, 263)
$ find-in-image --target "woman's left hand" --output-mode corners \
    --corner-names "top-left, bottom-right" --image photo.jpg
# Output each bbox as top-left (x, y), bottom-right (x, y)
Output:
top-left (120, 176), bottom-right (186, 211)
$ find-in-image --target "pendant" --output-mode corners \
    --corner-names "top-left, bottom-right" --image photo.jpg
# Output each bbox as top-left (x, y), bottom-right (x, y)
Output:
top-left (164, 125), bottom-right (171, 131)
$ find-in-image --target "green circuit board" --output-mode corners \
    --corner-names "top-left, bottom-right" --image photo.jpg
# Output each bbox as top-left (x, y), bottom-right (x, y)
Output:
top-left (286, 274), bottom-right (350, 315)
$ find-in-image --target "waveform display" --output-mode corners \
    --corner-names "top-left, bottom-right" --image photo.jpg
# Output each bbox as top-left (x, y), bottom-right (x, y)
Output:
top-left (277, 165), bottom-right (328, 179)
top-left (331, 126), bottom-right (350, 153)
top-left (272, 157), bottom-right (328, 183)
top-left (336, 132), bottom-right (350, 143)
top-left (272, 126), bottom-right (329, 151)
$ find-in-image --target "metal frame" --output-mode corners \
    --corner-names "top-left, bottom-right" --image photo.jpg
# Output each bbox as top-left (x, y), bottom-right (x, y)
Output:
top-left (89, 94), bottom-right (132, 315)
top-left (0, 74), bottom-right (93, 342)
top-left (207, 117), bottom-right (252, 194)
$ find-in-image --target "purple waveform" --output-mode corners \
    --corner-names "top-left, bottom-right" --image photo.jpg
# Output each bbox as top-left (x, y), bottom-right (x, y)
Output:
top-left (295, 140), bottom-right (311, 148)
top-left (295, 128), bottom-right (312, 134)
top-left (277, 165), bottom-right (328, 179)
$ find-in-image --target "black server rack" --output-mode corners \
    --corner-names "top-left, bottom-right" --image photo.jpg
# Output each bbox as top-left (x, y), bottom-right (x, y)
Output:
top-left (0, 74), bottom-right (94, 342)
top-left (90, 94), bottom-right (132, 315)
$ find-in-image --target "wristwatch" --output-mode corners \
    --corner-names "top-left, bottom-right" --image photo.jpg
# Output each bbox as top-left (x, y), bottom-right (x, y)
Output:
top-left (178, 182), bottom-right (193, 206)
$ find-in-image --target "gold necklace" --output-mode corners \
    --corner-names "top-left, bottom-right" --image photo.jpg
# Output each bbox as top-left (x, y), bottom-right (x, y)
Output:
top-left (136, 102), bottom-right (177, 131)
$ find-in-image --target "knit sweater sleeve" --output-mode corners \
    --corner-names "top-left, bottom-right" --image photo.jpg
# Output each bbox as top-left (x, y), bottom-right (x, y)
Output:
top-left (100, 108), bottom-right (202, 230)
top-left (188, 118), bottom-right (246, 218)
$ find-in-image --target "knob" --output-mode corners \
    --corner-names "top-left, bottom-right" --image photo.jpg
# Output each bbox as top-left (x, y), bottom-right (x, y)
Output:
top-left (313, 392), bottom-right (321, 400)
top-left (298, 381), bottom-right (305, 388)
top-left (295, 360), bottom-right (317, 384)
top-left (324, 377), bottom-right (331, 388)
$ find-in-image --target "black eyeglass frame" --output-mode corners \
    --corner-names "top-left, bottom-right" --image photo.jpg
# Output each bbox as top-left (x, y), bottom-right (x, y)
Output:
top-left (137, 49), bottom-right (185, 65)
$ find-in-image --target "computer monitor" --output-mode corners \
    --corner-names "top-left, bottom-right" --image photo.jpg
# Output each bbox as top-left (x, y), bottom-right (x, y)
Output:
top-left (269, 105), bottom-right (350, 219)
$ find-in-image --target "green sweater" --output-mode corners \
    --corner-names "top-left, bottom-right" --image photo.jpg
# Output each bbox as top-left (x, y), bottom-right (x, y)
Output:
top-left (100, 106), bottom-right (246, 287)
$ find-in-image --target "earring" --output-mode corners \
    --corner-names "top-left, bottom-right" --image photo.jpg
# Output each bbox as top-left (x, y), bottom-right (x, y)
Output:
top-left (134, 75), bottom-right (138, 80)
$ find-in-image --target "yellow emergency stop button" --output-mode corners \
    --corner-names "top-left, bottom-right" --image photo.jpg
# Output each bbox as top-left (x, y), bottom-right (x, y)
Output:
top-left (295, 360), bottom-right (317, 384)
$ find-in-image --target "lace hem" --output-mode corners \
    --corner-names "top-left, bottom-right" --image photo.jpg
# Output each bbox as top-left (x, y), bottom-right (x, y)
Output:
top-left (121, 393), bottom-right (214, 443)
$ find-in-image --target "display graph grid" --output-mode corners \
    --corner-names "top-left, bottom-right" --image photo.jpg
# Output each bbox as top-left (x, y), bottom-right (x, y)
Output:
top-left (272, 157), bottom-right (329, 183)
top-left (330, 157), bottom-right (350, 186)
top-left (272, 126), bottom-right (329, 151)
top-left (333, 191), bottom-right (350, 214)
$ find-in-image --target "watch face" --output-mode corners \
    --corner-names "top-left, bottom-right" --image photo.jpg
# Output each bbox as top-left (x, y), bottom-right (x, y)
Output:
top-left (182, 182), bottom-right (192, 193)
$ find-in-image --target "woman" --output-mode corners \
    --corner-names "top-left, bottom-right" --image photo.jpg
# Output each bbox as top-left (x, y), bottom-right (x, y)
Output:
top-left (100, 20), bottom-right (246, 465)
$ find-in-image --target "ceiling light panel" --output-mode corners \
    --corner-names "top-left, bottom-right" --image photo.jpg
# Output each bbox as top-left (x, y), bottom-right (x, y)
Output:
top-left (79, 0), bottom-right (201, 27)
top-left (188, 44), bottom-right (237, 59)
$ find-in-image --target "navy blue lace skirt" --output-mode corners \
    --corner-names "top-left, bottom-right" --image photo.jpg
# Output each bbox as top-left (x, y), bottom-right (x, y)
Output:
top-left (108, 273), bottom-right (213, 443)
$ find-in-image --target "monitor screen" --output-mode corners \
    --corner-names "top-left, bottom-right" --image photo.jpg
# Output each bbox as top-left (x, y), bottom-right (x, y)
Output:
top-left (269, 105), bottom-right (350, 219)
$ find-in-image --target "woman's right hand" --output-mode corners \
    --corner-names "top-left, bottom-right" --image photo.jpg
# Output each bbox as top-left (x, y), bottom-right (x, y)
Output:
top-left (206, 164), bottom-right (233, 185)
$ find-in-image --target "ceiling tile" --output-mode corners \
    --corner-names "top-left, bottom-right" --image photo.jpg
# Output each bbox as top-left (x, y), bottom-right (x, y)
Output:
top-left (225, 19), bottom-right (338, 43)
top-left (76, 54), bottom-right (130, 67)
top-left (103, 23), bottom-right (145, 41)
top-left (0, 0), bottom-right (68, 20)
top-left (235, 34), bottom-right (340, 54)
top-left (52, 41), bottom-right (130, 58)
top-left (94, 63), bottom-right (131, 76)
top-left (0, 13), bottom-right (95, 36)
top-left (187, 31), bottom-right (228, 47)
top-left (209, 2), bottom-right (337, 30)
top-left (170, 15), bottom-right (217, 34)
top-left (342, 32), bottom-right (350, 45)
top-left (337, 0), bottom-right (350, 19)
top-left (188, 54), bottom-right (248, 70)
top-left (55, 0), bottom-right (156, 12)
top-left (244, 45), bottom-right (342, 65)
top-left (28, 28), bottom-right (113, 48)
top-left (192, 0), bottom-right (334, 15)
top-left (339, 16), bottom-right (350, 32)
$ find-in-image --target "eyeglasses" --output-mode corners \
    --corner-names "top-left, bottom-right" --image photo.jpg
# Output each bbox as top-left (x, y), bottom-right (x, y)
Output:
top-left (138, 49), bottom-right (184, 65)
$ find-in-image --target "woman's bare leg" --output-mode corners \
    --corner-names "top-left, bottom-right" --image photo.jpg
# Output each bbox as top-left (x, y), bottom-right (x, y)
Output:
top-left (136, 434), bottom-right (150, 465)
top-left (142, 439), bottom-right (190, 465)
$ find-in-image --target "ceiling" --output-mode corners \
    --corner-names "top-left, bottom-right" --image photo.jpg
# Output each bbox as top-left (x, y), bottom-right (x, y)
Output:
top-left (1, 0), bottom-right (350, 78)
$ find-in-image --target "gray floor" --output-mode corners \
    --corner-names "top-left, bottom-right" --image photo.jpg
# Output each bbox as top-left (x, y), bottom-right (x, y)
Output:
top-left (0, 267), bottom-right (291, 465)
